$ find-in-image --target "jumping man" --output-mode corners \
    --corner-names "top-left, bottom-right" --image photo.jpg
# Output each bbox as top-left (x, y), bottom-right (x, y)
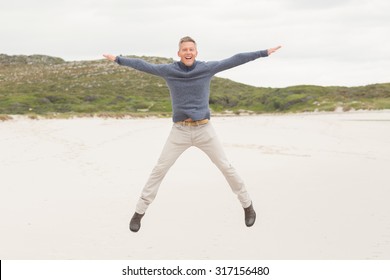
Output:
top-left (103, 36), bottom-right (281, 232)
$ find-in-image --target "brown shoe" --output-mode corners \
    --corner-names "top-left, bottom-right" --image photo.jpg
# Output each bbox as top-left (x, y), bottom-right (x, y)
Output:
top-left (244, 203), bottom-right (256, 227)
top-left (129, 212), bottom-right (145, 232)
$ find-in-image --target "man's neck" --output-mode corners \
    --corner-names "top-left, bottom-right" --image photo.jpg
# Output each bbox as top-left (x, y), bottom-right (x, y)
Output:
top-left (178, 60), bottom-right (197, 71)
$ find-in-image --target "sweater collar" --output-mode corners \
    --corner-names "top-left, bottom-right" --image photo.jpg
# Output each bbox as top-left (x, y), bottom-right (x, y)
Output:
top-left (178, 60), bottom-right (197, 71)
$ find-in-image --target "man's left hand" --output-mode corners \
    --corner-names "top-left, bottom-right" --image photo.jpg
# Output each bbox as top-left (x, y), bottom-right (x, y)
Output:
top-left (267, 46), bottom-right (282, 55)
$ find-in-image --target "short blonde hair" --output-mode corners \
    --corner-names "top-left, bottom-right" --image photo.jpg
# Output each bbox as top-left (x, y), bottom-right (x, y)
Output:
top-left (178, 36), bottom-right (197, 48)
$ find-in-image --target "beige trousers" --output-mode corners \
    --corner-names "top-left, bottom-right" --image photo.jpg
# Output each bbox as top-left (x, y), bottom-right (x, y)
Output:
top-left (135, 122), bottom-right (252, 214)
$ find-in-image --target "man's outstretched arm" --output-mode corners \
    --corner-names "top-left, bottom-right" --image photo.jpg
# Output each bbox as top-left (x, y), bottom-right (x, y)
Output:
top-left (207, 45), bottom-right (282, 75)
top-left (102, 54), bottom-right (165, 77)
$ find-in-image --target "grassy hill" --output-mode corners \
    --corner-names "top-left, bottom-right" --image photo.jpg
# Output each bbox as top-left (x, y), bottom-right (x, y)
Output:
top-left (1, 54), bottom-right (389, 118)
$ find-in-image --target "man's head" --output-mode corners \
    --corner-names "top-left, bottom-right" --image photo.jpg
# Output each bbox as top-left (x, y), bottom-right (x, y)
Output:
top-left (178, 36), bottom-right (198, 67)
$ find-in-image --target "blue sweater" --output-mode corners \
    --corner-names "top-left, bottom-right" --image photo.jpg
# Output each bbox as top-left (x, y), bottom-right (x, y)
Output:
top-left (115, 50), bottom-right (268, 122)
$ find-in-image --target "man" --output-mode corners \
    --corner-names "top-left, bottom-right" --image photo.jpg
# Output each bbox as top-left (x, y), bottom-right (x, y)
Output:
top-left (104, 36), bottom-right (281, 232)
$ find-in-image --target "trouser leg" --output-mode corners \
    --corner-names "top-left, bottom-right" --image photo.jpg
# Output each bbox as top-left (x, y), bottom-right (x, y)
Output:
top-left (135, 125), bottom-right (191, 214)
top-left (194, 123), bottom-right (252, 208)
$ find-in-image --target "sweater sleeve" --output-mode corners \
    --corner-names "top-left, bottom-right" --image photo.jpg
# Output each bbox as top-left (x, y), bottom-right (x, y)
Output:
top-left (206, 50), bottom-right (268, 75)
top-left (115, 56), bottom-right (166, 77)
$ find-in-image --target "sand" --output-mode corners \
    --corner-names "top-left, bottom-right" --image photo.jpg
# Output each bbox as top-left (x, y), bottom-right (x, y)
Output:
top-left (1, 111), bottom-right (389, 260)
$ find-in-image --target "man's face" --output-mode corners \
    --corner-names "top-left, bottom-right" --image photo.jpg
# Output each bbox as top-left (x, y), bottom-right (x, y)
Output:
top-left (178, 41), bottom-right (198, 67)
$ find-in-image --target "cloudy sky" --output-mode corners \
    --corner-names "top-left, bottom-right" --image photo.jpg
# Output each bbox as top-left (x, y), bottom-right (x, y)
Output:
top-left (1, 0), bottom-right (389, 87)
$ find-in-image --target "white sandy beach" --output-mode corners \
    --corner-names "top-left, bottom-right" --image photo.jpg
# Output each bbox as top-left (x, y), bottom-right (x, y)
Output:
top-left (1, 111), bottom-right (390, 260)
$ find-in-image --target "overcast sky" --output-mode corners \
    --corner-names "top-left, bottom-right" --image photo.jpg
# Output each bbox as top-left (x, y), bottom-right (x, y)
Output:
top-left (1, 0), bottom-right (389, 87)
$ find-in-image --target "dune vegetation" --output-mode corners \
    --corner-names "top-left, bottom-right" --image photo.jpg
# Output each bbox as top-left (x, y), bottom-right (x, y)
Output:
top-left (1, 54), bottom-right (389, 119)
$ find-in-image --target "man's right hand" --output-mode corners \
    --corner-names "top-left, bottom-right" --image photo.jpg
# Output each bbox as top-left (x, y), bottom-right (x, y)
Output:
top-left (103, 54), bottom-right (116, 61)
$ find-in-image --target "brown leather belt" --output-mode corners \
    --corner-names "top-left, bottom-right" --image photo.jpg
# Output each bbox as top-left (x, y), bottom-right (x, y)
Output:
top-left (175, 119), bottom-right (209, 126)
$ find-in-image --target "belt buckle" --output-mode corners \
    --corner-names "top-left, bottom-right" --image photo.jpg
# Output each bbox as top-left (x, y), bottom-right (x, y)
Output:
top-left (180, 121), bottom-right (191, 126)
